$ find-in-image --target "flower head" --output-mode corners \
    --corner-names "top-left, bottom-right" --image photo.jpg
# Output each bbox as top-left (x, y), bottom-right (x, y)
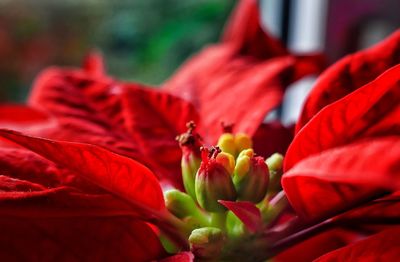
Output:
top-left (0, 0), bottom-right (399, 261)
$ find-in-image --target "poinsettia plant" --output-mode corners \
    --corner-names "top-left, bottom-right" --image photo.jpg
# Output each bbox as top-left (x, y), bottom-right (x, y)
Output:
top-left (0, 0), bottom-right (399, 261)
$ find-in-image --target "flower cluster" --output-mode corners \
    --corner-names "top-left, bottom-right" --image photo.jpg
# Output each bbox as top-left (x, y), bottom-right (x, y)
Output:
top-left (166, 123), bottom-right (290, 259)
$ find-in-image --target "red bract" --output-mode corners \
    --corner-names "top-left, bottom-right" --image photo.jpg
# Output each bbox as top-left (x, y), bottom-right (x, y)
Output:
top-left (0, 130), bottom-right (165, 211)
top-left (315, 227), bottom-right (400, 261)
top-left (27, 66), bottom-right (198, 189)
top-left (163, 0), bottom-right (325, 143)
top-left (0, 145), bottom-right (165, 261)
top-left (280, 32), bottom-right (400, 260)
top-left (283, 64), bottom-right (400, 220)
top-left (0, 105), bottom-right (55, 138)
top-left (1, 1), bottom-right (399, 261)
top-left (219, 200), bottom-right (262, 233)
top-left (0, 1), bottom-right (309, 260)
top-left (297, 30), bottom-right (400, 132)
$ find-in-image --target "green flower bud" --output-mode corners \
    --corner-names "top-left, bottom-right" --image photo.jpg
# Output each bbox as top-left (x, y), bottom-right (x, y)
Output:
top-left (165, 189), bottom-right (199, 219)
top-left (233, 154), bottom-right (269, 203)
top-left (265, 153), bottom-right (283, 172)
top-left (177, 121), bottom-right (202, 200)
top-left (195, 147), bottom-right (237, 212)
top-left (266, 153), bottom-right (284, 193)
top-left (189, 227), bottom-right (224, 259)
top-left (165, 189), bottom-right (210, 228)
top-left (181, 154), bottom-right (201, 200)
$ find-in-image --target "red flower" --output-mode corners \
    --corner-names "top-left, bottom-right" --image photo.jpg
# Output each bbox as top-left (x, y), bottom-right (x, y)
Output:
top-left (0, 0), bottom-right (399, 261)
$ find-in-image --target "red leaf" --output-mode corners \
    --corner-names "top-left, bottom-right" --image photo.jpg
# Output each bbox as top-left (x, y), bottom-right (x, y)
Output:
top-left (0, 147), bottom-right (165, 261)
top-left (163, 1), bottom-right (324, 143)
top-left (285, 64), bottom-right (400, 171)
top-left (160, 252), bottom-right (194, 262)
top-left (0, 147), bottom-right (142, 217)
top-left (336, 191), bottom-right (400, 224)
top-left (274, 229), bottom-right (357, 262)
top-left (0, 104), bottom-right (50, 124)
top-left (0, 218), bottom-right (164, 261)
top-left (82, 50), bottom-right (105, 76)
top-left (315, 227), bottom-right (400, 261)
top-left (28, 68), bottom-right (198, 188)
top-left (120, 83), bottom-right (200, 187)
top-left (218, 200), bottom-right (262, 233)
top-left (0, 105), bottom-right (55, 140)
top-left (297, 30), bottom-right (400, 132)
top-left (165, 53), bottom-right (312, 143)
top-left (0, 129), bottom-right (165, 212)
top-left (282, 137), bottom-right (400, 221)
top-left (221, 0), bottom-right (287, 58)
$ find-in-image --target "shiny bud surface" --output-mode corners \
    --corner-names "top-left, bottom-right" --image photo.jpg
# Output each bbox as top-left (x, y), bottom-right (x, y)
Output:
top-left (189, 227), bottom-right (224, 259)
top-left (195, 147), bottom-right (237, 212)
top-left (177, 121), bottom-right (202, 200)
top-left (234, 133), bottom-right (253, 153)
top-left (233, 155), bottom-right (269, 203)
top-left (217, 133), bottom-right (236, 156)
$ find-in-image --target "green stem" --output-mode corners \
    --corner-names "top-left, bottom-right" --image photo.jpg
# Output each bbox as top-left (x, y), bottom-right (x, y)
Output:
top-left (157, 209), bottom-right (192, 249)
top-left (265, 191), bottom-right (289, 227)
top-left (211, 212), bottom-right (227, 231)
top-left (193, 209), bottom-right (211, 227)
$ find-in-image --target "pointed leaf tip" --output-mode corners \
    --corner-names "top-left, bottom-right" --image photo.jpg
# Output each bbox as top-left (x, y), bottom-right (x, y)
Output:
top-left (82, 50), bottom-right (105, 76)
top-left (218, 200), bottom-right (262, 233)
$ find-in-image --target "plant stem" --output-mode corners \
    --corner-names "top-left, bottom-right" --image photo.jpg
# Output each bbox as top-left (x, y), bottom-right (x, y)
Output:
top-left (211, 212), bottom-right (227, 231)
top-left (156, 209), bottom-right (192, 250)
top-left (269, 218), bottom-right (335, 256)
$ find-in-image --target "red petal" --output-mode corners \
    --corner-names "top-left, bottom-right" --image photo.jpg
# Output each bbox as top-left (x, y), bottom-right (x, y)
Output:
top-left (28, 68), bottom-right (198, 188)
top-left (0, 147), bottom-right (165, 261)
top-left (160, 252), bottom-right (194, 262)
top-left (0, 105), bottom-right (55, 139)
top-left (164, 1), bottom-right (324, 143)
top-left (315, 227), bottom-right (400, 261)
top-left (165, 53), bottom-right (310, 143)
top-left (221, 0), bottom-right (287, 58)
top-left (82, 50), bottom-right (105, 76)
top-left (285, 64), bottom-right (400, 171)
top-left (0, 104), bottom-right (50, 124)
top-left (337, 191), bottom-right (400, 224)
top-left (274, 229), bottom-right (357, 262)
top-left (297, 30), bottom-right (400, 132)
top-left (282, 137), bottom-right (400, 221)
top-left (121, 83), bottom-right (200, 187)
top-left (218, 200), bottom-right (262, 233)
top-left (0, 218), bottom-right (164, 261)
top-left (0, 129), bottom-right (165, 212)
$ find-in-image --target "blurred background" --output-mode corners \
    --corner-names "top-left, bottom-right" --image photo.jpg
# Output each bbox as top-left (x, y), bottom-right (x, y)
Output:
top-left (0, 0), bottom-right (398, 103)
top-left (0, 0), bottom-right (234, 101)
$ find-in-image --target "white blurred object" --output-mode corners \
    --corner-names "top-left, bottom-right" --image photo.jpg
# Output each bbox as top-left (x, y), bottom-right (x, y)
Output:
top-left (260, 0), bottom-right (283, 39)
top-left (288, 0), bottom-right (328, 53)
top-left (261, 0), bottom-right (328, 125)
top-left (281, 76), bottom-right (317, 126)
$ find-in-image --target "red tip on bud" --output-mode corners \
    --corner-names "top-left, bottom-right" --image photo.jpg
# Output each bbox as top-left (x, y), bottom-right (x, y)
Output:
top-left (177, 121), bottom-right (203, 200)
top-left (195, 147), bottom-right (237, 212)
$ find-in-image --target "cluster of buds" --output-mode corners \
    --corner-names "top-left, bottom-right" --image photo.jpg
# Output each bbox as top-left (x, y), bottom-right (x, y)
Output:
top-left (169, 122), bottom-right (284, 258)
